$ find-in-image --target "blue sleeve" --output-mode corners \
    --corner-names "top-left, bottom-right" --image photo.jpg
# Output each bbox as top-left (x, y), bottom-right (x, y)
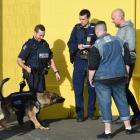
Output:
top-left (67, 26), bottom-right (79, 53)
top-left (18, 40), bottom-right (31, 60)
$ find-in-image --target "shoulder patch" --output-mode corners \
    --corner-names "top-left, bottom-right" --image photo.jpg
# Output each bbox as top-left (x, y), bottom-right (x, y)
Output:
top-left (96, 39), bottom-right (100, 44)
top-left (90, 23), bottom-right (95, 28)
top-left (75, 23), bottom-right (82, 29)
top-left (103, 36), bottom-right (112, 43)
top-left (22, 45), bottom-right (27, 50)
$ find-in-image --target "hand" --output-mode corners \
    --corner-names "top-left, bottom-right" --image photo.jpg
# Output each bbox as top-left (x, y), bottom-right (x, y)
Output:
top-left (55, 72), bottom-right (61, 81)
top-left (25, 66), bottom-right (31, 73)
top-left (89, 80), bottom-right (94, 87)
top-left (78, 44), bottom-right (84, 50)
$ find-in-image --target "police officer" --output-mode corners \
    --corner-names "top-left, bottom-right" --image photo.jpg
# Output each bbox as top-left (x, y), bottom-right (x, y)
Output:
top-left (17, 24), bottom-right (60, 94)
top-left (67, 9), bottom-right (97, 122)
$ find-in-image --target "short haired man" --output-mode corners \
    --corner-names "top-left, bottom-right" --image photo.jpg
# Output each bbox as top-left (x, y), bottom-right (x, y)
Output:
top-left (88, 21), bottom-right (135, 139)
top-left (17, 24), bottom-right (60, 95)
top-left (67, 9), bottom-right (97, 122)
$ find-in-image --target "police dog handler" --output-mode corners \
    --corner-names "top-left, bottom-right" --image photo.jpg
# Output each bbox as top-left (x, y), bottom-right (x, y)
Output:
top-left (88, 21), bottom-right (135, 139)
top-left (17, 24), bottom-right (60, 93)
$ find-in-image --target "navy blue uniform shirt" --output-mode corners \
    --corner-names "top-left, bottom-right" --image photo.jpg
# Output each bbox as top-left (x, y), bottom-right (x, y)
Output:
top-left (18, 37), bottom-right (53, 71)
top-left (67, 23), bottom-right (97, 61)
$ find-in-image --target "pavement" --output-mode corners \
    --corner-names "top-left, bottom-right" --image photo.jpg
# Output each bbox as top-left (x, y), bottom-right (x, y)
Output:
top-left (0, 116), bottom-right (140, 140)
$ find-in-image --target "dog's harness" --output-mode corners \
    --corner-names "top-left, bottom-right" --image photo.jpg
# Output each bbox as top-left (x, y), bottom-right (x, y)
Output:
top-left (11, 80), bottom-right (40, 110)
top-left (11, 91), bottom-right (34, 110)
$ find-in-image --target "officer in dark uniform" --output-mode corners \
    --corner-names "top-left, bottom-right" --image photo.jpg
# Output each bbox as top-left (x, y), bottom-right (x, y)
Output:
top-left (17, 24), bottom-right (60, 127)
top-left (17, 24), bottom-right (60, 95)
top-left (67, 9), bottom-right (98, 122)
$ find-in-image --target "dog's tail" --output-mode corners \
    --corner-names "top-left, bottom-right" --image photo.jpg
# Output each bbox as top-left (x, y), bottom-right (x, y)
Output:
top-left (0, 78), bottom-right (10, 98)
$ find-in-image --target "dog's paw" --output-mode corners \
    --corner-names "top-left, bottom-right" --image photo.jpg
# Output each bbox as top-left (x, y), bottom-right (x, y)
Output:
top-left (42, 127), bottom-right (50, 130)
top-left (36, 125), bottom-right (50, 130)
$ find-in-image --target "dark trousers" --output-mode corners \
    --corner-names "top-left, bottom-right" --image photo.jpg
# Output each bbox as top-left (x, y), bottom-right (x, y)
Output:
top-left (126, 63), bottom-right (140, 117)
top-left (73, 60), bottom-right (96, 118)
top-left (26, 72), bottom-right (46, 93)
top-left (26, 72), bottom-right (45, 127)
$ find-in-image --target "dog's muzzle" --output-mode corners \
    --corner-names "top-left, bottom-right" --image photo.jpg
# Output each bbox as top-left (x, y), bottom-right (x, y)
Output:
top-left (52, 97), bottom-right (65, 104)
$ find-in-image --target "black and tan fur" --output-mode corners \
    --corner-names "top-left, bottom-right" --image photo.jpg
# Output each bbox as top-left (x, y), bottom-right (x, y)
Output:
top-left (0, 78), bottom-right (65, 130)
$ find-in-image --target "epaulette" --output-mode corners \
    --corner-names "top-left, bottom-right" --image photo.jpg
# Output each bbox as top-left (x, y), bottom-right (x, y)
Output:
top-left (41, 39), bottom-right (49, 46)
top-left (90, 23), bottom-right (95, 28)
top-left (22, 38), bottom-right (36, 50)
top-left (74, 23), bottom-right (82, 29)
top-left (24, 38), bottom-right (34, 46)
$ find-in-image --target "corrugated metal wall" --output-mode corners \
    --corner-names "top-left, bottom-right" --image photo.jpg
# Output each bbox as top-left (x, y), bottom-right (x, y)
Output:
top-left (1, 0), bottom-right (140, 119)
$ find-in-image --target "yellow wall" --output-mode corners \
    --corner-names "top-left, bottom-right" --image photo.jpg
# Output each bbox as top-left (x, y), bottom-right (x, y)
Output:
top-left (1, 0), bottom-right (140, 119)
top-left (2, 0), bottom-right (40, 95)
top-left (132, 0), bottom-right (140, 106)
top-left (0, 0), bottom-right (2, 79)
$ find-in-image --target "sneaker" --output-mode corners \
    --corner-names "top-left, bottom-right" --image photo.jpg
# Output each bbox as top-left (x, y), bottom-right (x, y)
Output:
top-left (97, 132), bottom-right (112, 139)
top-left (130, 115), bottom-right (140, 125)
top-left (76, 117), bottom-right (84, 122)
top-left (125, 128), bottom-right (136, 134)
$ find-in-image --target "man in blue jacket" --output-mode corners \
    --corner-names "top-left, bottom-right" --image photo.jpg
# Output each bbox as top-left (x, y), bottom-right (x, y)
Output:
top-left (88, 21), bottom-right (135, 139)
top-left (67, 9), bottom-right (97, 122)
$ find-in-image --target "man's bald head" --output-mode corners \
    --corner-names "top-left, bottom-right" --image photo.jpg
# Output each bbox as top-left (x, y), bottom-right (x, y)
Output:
top-left (112, 8), bottom-right (125, 18)
top-left (111, 8), bottom-right (125, 27)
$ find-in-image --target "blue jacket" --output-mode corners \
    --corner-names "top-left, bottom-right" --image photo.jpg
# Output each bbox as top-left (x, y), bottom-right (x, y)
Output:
top-left (93, 34), bottom-right (127, 81)
top-left (67, 23), bottom-right (96, 62)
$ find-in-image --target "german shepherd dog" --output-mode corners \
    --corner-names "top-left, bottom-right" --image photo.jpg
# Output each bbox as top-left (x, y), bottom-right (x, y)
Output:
top-left (0, 78), bottom-right (65, 130)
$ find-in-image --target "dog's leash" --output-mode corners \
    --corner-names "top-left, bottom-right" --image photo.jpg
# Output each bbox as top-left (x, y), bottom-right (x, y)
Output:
top-left (19, 79), bottom-right (26, 92)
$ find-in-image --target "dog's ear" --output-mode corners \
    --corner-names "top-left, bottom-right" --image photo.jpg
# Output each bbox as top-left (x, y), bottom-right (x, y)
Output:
top-left (36, 92), bottom-right (44, 97)
top-left (44, 91), bottom-right (55, 97)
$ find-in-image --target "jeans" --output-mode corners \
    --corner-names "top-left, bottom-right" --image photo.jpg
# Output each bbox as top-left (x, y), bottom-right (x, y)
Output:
top-left (95, 81), bottom-right (130, 123)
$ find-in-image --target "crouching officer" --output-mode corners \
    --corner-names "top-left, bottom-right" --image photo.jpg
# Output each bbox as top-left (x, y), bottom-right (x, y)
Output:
top-left (17, 24), bottom-right (60, 94)
top-left (67, 9), bottom-right (98, 122)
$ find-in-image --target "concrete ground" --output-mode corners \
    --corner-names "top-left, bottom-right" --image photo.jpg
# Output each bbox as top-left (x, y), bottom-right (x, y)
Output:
top-left (0, 116), bottom-right (140, 140)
